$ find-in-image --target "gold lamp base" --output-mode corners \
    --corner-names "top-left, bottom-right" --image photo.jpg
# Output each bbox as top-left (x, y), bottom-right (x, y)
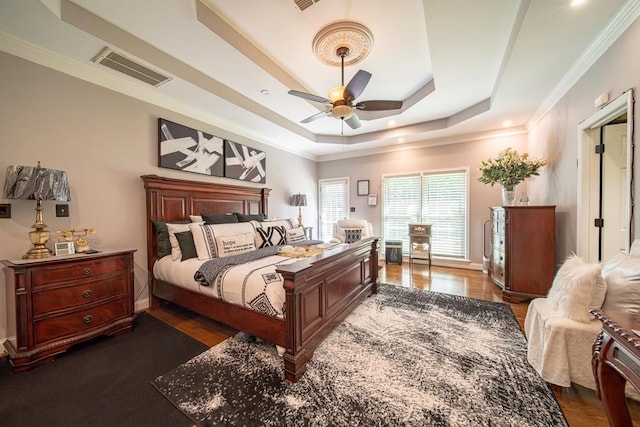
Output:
top-left (23, 227), bottom-right (52, 259)
top-left (23, 200), bottom-right (52, 259)
top-left (297, 207), bottom-right (304, 227)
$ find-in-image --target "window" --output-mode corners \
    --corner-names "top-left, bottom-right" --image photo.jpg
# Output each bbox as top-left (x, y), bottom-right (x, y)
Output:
top-left (382, 169), bottom-right (468, 259)
top-left (319, 177), bottom-right (349, 241)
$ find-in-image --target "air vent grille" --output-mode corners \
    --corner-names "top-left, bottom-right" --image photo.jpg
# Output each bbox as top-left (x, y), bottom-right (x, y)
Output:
top-left (92, 48), bottom-right (171, 87)
top-left (294, 0), bottom-right (320, 11)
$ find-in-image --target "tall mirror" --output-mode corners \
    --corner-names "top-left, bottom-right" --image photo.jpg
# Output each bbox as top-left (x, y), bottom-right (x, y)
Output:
top-left (577, 89), bottom-right (634, 262)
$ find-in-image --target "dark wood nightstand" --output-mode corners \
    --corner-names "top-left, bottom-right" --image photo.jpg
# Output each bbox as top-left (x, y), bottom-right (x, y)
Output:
top-left (2, 249), bottom-right (136, 372)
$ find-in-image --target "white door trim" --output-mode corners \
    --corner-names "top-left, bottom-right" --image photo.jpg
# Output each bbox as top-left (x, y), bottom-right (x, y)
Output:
top-left (577, 89), bottom-right (634, 261)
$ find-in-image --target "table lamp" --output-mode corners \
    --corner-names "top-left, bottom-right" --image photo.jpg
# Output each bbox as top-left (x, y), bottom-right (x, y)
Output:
top-left (291, 193), bottom-right (307, 227)
top-left (3, 162), bottom-right (70, 259)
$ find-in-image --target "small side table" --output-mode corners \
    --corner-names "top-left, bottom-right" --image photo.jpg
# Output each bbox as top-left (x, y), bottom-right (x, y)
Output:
top-left (408, 224), bottom-right (431, 268)
top-left (591, 309), bottom-right (640, 427)
top-left (303, 226), bottom-right (313, 240)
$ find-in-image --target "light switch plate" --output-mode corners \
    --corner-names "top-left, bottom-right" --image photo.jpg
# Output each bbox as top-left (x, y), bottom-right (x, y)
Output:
top-left (56, 204), bottom-right (69, 217)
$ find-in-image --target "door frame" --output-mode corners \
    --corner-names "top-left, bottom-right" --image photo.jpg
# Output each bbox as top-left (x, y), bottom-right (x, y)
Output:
top-left (577, 89), bottom-right (634, 261)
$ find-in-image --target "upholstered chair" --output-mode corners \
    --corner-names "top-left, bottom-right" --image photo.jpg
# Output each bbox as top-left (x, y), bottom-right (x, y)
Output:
top-left (329, 219), bottom-right (374, 244)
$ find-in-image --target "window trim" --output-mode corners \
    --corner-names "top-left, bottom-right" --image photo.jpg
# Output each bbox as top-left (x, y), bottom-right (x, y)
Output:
top-left (381, 167), bottom-right (469, 261)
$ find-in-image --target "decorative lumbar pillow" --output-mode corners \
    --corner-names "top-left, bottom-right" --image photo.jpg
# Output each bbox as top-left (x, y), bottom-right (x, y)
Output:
top-left (202, 213), bottom-right (239, 224)
top-left (344, 228), bottom-right (363, 244)
top-left (546, 254), bottom-right (604, 323)
top-left (215, 232), bottom-right (256, 258)
top-left (190, 223), bottom-right (219, 260)
top-left (167, 221), bottom-right (203, 261)
top-left (286, 227), bottom-right (306, 244)
top-left (174, 231), bottom-right (198, 261)
top-left (255, 226), bottom-right (286, 248)
top-left (601, 252), bottom-right (640, 313)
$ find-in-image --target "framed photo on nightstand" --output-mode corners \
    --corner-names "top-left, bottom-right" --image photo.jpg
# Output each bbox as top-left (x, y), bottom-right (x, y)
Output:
top-left (55, 242), bottom-right (75, 256)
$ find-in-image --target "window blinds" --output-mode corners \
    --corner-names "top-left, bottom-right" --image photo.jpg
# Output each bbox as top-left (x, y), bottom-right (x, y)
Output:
top-left (383, 170), bottom-right (468, 259)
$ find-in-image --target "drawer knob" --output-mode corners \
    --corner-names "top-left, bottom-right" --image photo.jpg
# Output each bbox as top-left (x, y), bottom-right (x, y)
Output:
top-left (83, 315), bottom-right (93, 324)
top-left (82, 268), bottom-right (92, 276)
top-left (82, 290), bottom-right (92, 298)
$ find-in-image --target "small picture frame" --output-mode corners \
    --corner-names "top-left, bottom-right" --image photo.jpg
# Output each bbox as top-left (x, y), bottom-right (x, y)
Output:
top-left (368, 194), bottom-right (378, 206)
top-left (55, 242), bottom-right (75, 256)
top-left (357, 180), bottom-right (369, 196)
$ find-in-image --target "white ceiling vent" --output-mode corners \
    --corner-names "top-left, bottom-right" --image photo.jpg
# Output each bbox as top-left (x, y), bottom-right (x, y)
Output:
top-left (92, 47), bottom-right (171, 87)
top-left (294, 0), bottom-right (320, 12)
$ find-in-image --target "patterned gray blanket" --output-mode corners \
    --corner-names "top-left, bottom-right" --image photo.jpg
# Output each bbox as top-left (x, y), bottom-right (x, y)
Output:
top-left (194, 240), bottom-right (323, 286)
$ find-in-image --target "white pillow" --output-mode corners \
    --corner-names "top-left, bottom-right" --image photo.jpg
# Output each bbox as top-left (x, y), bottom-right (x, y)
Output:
top-left (215, 232), bottom-right (256, 258)
top-left (286, 227), bottom-right (306, 244)
top-left (167, 221), bottom-right (204, 261)
top-left (546, 255), bottom-right (604, 323)
top-left (190, 223), bottom-right (218, 260)
top-left (257, 218), bottom-right (295, 230)
top-left (190, 215), bottom-right (203, 222)
top-left (255, 226), bottom-right (286, 248)
top-left (601, 252), bottom-right (640, 313)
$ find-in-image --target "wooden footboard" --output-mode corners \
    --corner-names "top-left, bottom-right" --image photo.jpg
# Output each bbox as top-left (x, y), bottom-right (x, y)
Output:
top-left (141, 174), bottom-right (378, 382)
top-left (278, 238), bottom-right (379, 382)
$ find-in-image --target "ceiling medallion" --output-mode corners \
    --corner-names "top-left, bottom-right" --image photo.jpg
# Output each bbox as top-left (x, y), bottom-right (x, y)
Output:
top-left (312, 21), bottom-right (374, 67)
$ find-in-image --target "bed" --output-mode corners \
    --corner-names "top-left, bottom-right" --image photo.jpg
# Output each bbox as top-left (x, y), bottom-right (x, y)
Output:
top-left (141, 174), bottom-right (379, 382)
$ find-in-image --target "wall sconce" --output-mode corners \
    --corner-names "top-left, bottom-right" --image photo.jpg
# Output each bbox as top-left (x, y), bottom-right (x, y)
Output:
top-left (290, 193), bottom-right (307, 227)
top-left (3, 162), bottom-right (70, 259)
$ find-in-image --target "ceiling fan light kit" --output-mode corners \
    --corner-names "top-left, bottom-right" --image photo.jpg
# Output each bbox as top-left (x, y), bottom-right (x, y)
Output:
top-left (288, 21), bottom-right (402, 130)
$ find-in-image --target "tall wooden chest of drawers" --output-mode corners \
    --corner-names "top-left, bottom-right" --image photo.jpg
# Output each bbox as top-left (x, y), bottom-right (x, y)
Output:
top-left (489, 206), bottom-right (556, 303)
top-left (2, 249), bottom-right (136, 371)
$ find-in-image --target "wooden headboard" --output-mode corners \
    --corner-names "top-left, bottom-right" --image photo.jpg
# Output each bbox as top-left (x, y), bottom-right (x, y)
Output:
top-left (141, 174), bottom-right (271, 275)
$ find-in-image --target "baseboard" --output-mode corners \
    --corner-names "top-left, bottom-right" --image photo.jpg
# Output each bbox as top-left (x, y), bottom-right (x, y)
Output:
top-left (135, 297), bottom-right (150, 313)
top-left (380, 256), bottom-right (482, 271)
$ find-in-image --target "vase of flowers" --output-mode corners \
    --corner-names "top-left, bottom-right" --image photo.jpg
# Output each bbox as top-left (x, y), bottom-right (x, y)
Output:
top-left (478, 148), bottom-right (547, 206)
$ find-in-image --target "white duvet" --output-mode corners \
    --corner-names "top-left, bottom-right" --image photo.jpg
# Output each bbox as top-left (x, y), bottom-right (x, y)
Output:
top-left (153, 254), bottom-right (299, 319)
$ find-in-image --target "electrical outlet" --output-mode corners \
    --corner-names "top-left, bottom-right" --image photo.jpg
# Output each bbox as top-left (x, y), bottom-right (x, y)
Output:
top-left (56, 204), bottom-right (69, 217)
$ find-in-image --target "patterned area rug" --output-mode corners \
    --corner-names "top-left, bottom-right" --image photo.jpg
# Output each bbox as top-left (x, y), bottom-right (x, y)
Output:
top-left (153, 284), bottom-right (567, 426)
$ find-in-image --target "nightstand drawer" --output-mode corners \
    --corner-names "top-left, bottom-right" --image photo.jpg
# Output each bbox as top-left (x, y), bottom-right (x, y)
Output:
top-left (30, 255), bottom-right (128, 287)
top-left (33, 298), bottom-right (130, 345)
top-left (33, 275), bottom-right (129, 315)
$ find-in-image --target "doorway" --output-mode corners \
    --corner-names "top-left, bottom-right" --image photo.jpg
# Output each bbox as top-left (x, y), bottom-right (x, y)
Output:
top-left (577, 90), bottom-right (634, 262)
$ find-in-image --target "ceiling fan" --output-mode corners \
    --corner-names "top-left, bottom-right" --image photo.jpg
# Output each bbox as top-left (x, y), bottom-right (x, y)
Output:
top-left (288, 46), bottom-right (403, 130)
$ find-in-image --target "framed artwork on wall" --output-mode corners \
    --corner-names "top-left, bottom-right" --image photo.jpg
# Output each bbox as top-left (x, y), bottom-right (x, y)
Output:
top-left (224, 139), bottom-right (266, 184)
top-left (357, 180), bottom-right (369, 196)
top-left (157, 118), bottom-right (224, 177)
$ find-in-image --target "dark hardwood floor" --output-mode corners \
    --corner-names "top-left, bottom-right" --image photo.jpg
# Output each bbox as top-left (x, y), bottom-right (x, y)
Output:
top-left (150, 263), bottom-right (640, 427)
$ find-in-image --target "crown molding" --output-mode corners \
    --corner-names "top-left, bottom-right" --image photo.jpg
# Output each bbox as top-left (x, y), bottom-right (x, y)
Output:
top-left (0, 30), bottom-right (317, 161)
top-left (527, 0), bottom-right (640, 131)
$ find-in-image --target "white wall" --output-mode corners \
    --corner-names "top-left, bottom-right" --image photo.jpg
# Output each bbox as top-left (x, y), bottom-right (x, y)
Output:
top-left (527, 14), bottom-right (640, 258)
top-left (0, 52), bottom-right (317, 342)
top-left (317, 133), bottom-right (529, 267)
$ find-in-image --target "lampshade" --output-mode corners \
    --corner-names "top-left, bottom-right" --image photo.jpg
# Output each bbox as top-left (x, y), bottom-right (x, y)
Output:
top-left (3, 164), bottom-right (70, 201)
top-left (291, 194), bottom-right (307, 207)
top-left (3, 162), bottom-right (70, 259)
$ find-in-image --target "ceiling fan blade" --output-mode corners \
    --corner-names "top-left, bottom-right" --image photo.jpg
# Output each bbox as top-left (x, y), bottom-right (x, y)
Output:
top-left (344, 70), bottom-right (372, 101)
top-left (355, 100), bottom-right (403, 111)
top-left (288, 90), bottom-right (332, 105)
top-left (344, 113), bottom-right (361, 129)
top-left (301, 110), bottom-right (332, 123)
